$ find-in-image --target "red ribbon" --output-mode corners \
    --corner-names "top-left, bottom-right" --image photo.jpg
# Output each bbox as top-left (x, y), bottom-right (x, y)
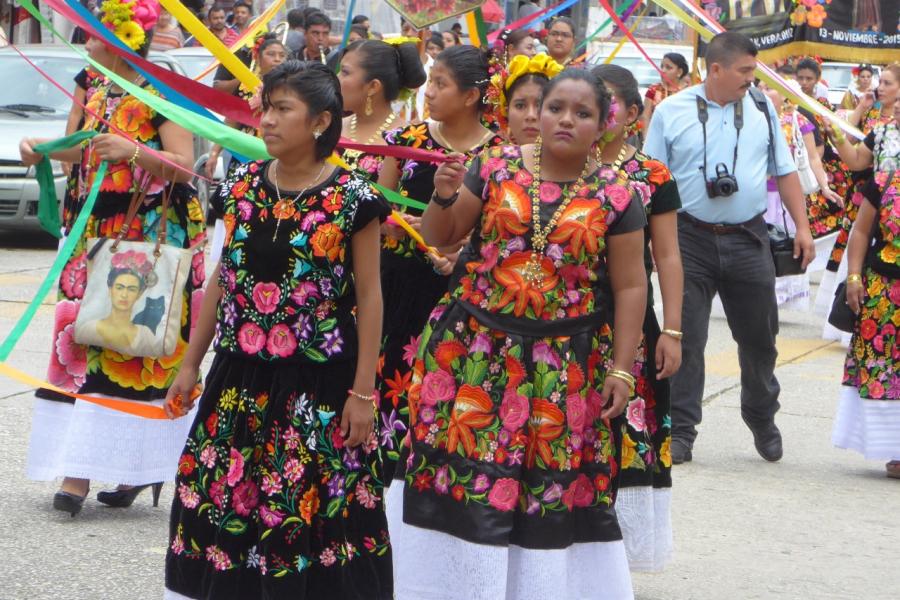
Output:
top-left (487, 1), bottom-right (560, 43)
top-left (45, 0), bottom-right (260, 130)
top-left (597, 0), bottom-right (678, 89)
top-left (9, 42), bottom-right (208, 183)
top-left (337, 139), bottom-right (457, 164)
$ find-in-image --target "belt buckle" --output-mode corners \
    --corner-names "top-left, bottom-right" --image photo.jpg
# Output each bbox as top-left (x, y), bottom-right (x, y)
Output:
top-left (711, 223), bottom-right (728, 234)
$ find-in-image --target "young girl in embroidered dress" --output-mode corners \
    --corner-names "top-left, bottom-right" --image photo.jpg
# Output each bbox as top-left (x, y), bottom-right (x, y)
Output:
top-left (163, 61), bottom-right (392, 600)
top-left (387, 68), bottom-right (647, 600)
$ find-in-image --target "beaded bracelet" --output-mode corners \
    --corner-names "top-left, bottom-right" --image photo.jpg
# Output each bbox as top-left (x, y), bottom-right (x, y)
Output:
top-left (128, 143), bottom-right (141, 168)
top-left (347, 389), bottom-right (375, 403)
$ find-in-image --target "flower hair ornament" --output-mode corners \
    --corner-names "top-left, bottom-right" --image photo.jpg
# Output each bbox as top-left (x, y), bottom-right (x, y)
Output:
top-left (101, 0), bottom-right (160, 51)
top-left (110, 249), bottom-right (157, 286)
top-left (485, 53), bottom-right (563, 130)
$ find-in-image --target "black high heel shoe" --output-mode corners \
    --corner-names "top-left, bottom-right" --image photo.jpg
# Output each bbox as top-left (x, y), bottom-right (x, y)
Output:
top-left (96, 483), bottom-right (163, 508)
top-left (53, 490), bottom-right (88, 517)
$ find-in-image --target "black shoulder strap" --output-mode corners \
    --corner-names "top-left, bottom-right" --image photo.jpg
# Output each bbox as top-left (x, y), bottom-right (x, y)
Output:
top-left (748, 86), bottom-right (775, 166)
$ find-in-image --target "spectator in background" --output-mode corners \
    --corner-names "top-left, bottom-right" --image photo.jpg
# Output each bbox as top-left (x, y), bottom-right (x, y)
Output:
top-left (149, 8), bottom-right (184, 51)
top-left (401, 19), bottom-right (418, 38)
top-left (301, 11), bottom-right (332, 62)
top-left (451, 21), bottom-right (463, 37)
top-left (352, 14), bottom-right (370, 35)
top-left (502, 28), bottom-right (536, 60)
top-left (518, 0), bottom-right (543, 32)
top-left (641, 52), bottom-right (689, 132)
top-left (546, 17), bottom-right (575, 65)
top-left (349, 24), bottom-right (368, 44)
top-left (230, 1), bottom-right (252, 37)
top-left (284, 8), bottom-right (305, 55)
top-left (425, 33), bottom-right (444, 60)
top-left (187, 5), bottom-right (238, 48)
top-left (442, 29), bottom-right (460, 47)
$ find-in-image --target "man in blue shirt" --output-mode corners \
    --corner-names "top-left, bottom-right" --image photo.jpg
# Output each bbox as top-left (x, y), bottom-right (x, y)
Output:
top-left (644, 31), bottom-right (815, 464)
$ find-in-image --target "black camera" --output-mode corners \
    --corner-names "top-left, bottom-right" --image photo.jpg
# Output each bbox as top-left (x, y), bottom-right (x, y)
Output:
top-left (706, 163), bottom-right (739, 198)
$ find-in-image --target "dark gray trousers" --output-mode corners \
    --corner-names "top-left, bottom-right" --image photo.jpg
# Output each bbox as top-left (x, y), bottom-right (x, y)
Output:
top-left (670, 213), bottom-right (781, 445)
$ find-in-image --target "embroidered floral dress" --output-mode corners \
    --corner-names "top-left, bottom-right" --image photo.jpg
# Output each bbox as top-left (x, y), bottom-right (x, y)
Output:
top-left (387, 145), bottom-right (645, 598)
top-left (834, 170), bottom-right (900, 461)
top-left (377, 122), bottom-right (503, 481)
top-left (26, 77), bottom-right (206, 486)
top-left (165, 161), bottom-right (392, 600)
top-left (801, 97), bottom-right (850, 238)
top-left (341, 147), bottom-right (385, 179)
top-left (614, 152), bottom-right (680, 572)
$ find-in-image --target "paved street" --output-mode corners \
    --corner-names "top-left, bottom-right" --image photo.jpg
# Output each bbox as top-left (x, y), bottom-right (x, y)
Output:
top-left (1, 230), bottom-right (898, 599)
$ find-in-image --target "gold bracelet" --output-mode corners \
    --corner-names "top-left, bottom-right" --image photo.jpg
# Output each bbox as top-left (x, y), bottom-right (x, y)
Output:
top-left (128, 143), bottom-right (140, 168)
top-left (607, 369), bottom-right (636, 392)
top-left (847, 273), bottom-right (862, 284)
top-left (661, 329), bottom-right (683, 340)
top-left (347, 389), bottom-right (375, 403)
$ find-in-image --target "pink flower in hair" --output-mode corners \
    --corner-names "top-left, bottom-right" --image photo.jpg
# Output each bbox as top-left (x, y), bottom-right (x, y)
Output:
top-left (606, 97), bottom-right (620, 130)
top-left (132, 0), bottom-right (161, 31)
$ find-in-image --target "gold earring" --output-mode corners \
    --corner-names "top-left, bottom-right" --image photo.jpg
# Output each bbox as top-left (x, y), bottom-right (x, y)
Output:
top-left (365, 95), bottom-right (374, 116)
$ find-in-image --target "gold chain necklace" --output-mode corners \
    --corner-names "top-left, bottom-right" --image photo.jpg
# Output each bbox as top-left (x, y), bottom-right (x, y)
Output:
top-left (348, 112), bottom-right (397, 145)
top-left (271, 159), bottom-right (327, 242)
top-left (523, 138), bottom-right (594, 287)
top-left (603, 142), bottom-right (630, 184)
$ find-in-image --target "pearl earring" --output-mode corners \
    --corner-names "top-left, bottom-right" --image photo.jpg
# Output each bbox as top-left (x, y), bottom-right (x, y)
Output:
top-left (313, 130), bottom-right (321, 140)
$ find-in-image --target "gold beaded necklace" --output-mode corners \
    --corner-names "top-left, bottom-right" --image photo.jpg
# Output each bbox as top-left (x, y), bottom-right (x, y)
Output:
top-left (523, 138), bottom-right (594, 286)
top-left (348, 112), bottom-right (397, 145)
top-left (603, 142), bottom-right (630, 184)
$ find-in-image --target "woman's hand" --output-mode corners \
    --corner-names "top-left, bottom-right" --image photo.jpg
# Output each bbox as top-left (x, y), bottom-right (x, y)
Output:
top-left (655, 335), bottom-right (682, 379)
top-left (91, 133), bottom-right (138, 163)
top-left (204, 152), bottom-right (219, 180)
top-left (164, 366), bottom-right (201, 419)
top-left (846, 279), bottom-right (865, 314)
top-left (341, 393), bottom-right (375, 447)
top-left (433, 154), bottom-right (467, 200)
top-left (858, 91), bottom-right (875, 112)
top-left (600, 374), bottom-right (630, 419)
top-left (19, 138), bottom-right (45, 166)
top-left (822, 186), bottom-right (844, 207)
top-left (430, 249), bottom-right (458, 276)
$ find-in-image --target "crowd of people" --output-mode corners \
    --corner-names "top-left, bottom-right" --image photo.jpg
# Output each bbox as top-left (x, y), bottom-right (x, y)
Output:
top-left (13, 0), bottom-right (900, 598)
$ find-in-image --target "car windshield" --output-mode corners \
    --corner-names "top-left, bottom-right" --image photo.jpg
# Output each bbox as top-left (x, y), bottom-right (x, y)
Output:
top-left (167, 51), bottom-right (216, 87)
top-left (0, 53), bottom-right (84, 115)
top-left (822, 66), bottom-right (853, 91)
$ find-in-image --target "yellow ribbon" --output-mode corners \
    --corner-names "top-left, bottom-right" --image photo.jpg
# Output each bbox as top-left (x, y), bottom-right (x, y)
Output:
top-left (158, 0), bottom-right (260, 90)
top-left (649, 0), bottom-right (864, 140)
top-left (605, 5), bottom-right (649, 64)
top-left (466, 11), bottom-right (481, 48)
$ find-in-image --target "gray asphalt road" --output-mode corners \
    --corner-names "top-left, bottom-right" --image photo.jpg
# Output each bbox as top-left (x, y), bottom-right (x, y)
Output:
top-left (1, 231), bottom-right (897, 600)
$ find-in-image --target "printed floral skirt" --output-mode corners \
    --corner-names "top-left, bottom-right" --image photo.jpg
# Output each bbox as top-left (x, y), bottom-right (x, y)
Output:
top-left (165, 354), bottom-right (392, 600)
top-left (401, 299), bottom-right (624, 549)
top-left (807, 156), bottom-right (850, 239)
top-left (842, 269), bottom-right (900, 400)
top-left (377, 253), bottom-right (449, 482)
top-left (827, 178), bottom-right (867, 272)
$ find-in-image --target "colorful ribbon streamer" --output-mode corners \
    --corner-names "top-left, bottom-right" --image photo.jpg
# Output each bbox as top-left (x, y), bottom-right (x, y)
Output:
top-left (604, 4), bottom-right (649, 64)
top-left (158, 0), bottom-right (260, 90)
top-left (597, 0), bottom-right (673, 85)
top-left (649, 0), bottom-right (864, 139)
top-left (570, 0), bottom-right (636, 64)
top-left (487, 0), bottom-right (581, 44)
top-left (46, 0), bottom-right (258, 129)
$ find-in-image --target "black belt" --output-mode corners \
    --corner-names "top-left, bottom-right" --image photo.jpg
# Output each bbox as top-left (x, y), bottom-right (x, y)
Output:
top-left (679, 211), bottom-right (764, 235)
top-left (456, 299), bottom-right (605, 338)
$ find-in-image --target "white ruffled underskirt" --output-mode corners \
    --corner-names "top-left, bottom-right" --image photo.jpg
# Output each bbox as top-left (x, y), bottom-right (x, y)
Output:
top-left (833, 386), bottom-right (900, 461)
top-left (385, 481), bottom-right (635, 600)
top-left (27, 396), bottom-right (196, 485)
top-left (616, 486), bottom-right (673, 572)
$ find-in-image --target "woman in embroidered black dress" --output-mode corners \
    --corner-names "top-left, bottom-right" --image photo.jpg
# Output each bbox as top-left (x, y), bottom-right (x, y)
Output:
top-left (387, 69), bottom-right (647, 599)
top-left (164, 62), bottom-right (392, 600)
top-left (337, 39), bottom-right (425, 178)
top-left (593, 64), bottom-right (683, 572)
top-left (376, 45), bottom-right (504, 480)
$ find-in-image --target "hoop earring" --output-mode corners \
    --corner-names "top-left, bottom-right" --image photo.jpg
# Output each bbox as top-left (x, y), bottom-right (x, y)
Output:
top-left (364, 95), bottom-right (374, 116)
top-left (313, 130), bottom-right (322, 140)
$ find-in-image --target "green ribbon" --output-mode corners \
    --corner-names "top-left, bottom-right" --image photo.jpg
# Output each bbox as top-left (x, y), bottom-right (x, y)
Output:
top-left (0, 132), bottom-right (107, 361)
top-left (34, 130), bottom-right (97, 239)
top-left (472, 7), bottom-right (489, 48)
top-left (574, 0), bottom-right (634, 54)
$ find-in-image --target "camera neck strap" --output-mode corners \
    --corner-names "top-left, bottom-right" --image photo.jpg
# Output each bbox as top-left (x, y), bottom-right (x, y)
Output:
top-left (696, 94), bottom-right (742, 177)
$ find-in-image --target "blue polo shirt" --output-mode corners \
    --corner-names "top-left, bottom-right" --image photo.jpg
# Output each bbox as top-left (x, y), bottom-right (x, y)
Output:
top-left (643, 84), bottom-right (796, 224)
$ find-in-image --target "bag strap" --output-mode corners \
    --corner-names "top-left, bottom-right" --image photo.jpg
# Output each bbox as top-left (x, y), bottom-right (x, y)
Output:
top-left (110, 185), bottom-right (149, 251)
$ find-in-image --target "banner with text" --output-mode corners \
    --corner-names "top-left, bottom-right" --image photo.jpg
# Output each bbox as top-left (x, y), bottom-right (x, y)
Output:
top-left (700, 0), bottom-right (899, 63)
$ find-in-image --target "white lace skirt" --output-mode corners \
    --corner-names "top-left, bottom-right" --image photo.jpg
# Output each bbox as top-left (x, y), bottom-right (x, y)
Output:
top-left (833, 386), bottom-right (900, 461)
top-left (615, 487), bottom-right (673, 572)
top-left (385, 481), bottom-right (635, 600)
top-left (27, 396), bottom-right (196, 485)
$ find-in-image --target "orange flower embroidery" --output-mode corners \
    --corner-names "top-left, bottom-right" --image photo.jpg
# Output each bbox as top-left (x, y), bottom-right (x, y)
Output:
top-left (272, 200), bottom-right (296, 221)
top-left (483, 180), bottom-right (531, 238)
top-left (492, 252), bottom-right (558, 317)
top-left (300, 487), bottom-right (320, 524)
top-left (310, 223), bottom-right (345, 262)
top-left (401, 123), bottom-right (429, 148)
top-left (547, 199), bottom-right (608, 257)
top-left (323, 192), bottom-right (343, 214)
top-left (525, 399), bottom-right (565, 469)
top-left (644, 159), bottom-right (670, 187)
top-left (447, 384), bottom-right (495, 456)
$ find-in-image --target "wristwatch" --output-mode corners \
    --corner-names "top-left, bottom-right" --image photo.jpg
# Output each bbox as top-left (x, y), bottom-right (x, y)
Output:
top-left (431, 190), bottom-right (459, 208)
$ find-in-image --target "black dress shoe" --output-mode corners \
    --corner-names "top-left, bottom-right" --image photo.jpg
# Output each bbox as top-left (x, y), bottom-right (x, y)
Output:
top-left (671, 439), bottom-right (693, 464)
top-left (743, 418), bottom-right (783, 462)
top-left (97, 483), bottom-right (164, 508)
top-left (53, 491), bottom-right (87, 517)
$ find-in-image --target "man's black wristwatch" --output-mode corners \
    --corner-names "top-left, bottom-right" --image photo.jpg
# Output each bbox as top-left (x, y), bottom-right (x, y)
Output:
top-left (430, 190), bottom-right (459, 209)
